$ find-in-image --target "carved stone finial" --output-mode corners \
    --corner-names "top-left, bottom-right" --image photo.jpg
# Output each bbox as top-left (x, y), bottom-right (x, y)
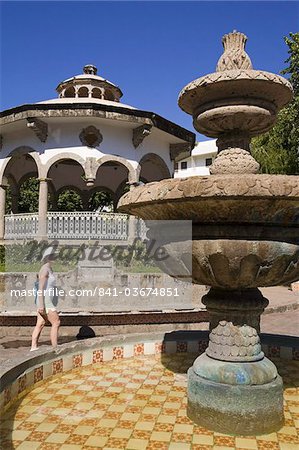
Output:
top-left (216, 31), bottom-right (253, 72)
top-left (132, 124), bottom-right (152, 148)
top-left (27, 118), bottom-right (48, 143)
top-left (79, 125), bottom-right (103, 148)
top-left (83, 64), bottom-right (97, 75)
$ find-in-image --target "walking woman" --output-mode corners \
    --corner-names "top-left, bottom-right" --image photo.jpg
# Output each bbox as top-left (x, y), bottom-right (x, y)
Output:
top-left (31, 247), bottom-right (60, 351)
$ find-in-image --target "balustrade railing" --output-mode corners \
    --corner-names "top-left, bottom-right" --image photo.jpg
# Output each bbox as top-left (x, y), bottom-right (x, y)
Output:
top-left (4, 212), bottom-right (147, 241)
top-left (4, 213), bottom-right (38, 239)
top-left (47, 211), bottom-right (129, 240)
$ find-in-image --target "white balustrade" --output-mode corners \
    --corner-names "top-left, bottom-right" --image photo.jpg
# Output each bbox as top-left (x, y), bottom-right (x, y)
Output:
top-left (4, 212), bottom-right (148, 241)
top-left (135, 217), bottom-right (148, 240)
top-left (47, 211), bottom-right (129, 240)
top-left (4, 213), bottom-right (39, 239)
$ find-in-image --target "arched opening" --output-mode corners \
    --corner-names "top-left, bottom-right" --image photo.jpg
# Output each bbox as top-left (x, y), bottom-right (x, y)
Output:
top-left (104, 89), bottom-right (114, 101)
top-left (92, 88), bottom-right (102, 99)
top-left (64, 86), bottom-right (76, 98)
top-left (94, 160), bottom-right (130, 211)
top-left (48, 158), bottom-right (86, 212)
top-left (78, 86), bottom-right (89, 98)
top-left (3, 152), bottom-right (40, 213)
top-left (139, 153), bottom-right (171, 182)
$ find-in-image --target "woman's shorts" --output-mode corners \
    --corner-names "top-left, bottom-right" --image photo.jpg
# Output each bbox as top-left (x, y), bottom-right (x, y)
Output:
top-left (44, 294), bottom-right (57, 314)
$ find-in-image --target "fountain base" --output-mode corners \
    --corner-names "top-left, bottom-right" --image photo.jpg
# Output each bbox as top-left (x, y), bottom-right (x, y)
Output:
top-left (187, 366), bottom-right (284, 435)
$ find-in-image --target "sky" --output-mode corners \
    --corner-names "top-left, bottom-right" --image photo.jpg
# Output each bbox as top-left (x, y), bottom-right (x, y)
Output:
top-left (1, 1), bottom-right (298, 140)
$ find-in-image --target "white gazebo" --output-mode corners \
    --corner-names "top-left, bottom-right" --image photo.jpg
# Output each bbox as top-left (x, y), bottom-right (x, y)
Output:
top-left (0, 64), bottom-right (195, 242)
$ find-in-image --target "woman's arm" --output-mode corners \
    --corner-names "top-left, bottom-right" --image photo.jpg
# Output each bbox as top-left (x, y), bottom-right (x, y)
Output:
top-left (37, 266), bottom-right (48, 314)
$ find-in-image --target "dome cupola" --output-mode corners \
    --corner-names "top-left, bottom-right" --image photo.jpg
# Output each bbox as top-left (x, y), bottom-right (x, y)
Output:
top-left (56, 64), bottom-right (123, 102)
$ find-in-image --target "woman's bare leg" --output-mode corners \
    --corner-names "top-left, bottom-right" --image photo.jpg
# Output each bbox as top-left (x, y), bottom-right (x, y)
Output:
top-left (47, 310), bottom-right (61, 348)
top-left (31, 313), bottom-right (46, 350)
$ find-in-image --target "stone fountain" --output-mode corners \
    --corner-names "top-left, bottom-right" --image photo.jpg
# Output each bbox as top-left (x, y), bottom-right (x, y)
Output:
top-left (118, 31), bottom-right (299, 435)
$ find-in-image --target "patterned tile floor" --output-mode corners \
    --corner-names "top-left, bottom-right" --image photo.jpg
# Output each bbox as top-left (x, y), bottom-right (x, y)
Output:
top-left (1, 354), bottom-right (298, 450)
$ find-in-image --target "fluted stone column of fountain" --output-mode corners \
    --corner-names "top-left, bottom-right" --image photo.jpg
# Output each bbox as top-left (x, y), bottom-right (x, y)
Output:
top-left (118, 31), bottom-right (299, 435)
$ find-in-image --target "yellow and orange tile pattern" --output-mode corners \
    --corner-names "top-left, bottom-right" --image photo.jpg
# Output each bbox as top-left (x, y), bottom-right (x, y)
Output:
top-left (1, 354), bottom-right (298, 450)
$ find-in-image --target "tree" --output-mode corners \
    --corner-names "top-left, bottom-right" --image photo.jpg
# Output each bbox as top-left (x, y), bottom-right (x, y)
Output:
top-left (5, 185), bottom-right (12, 214)
top-left (18, 177), bottom-right (39, 213)
top-left (57, 189), bottom-right (83, 212)
top-left (88, 190), bottom-right (114, 212)
top-left (251, 33), bottom-right (299, 175)
top-left (6, 177), bottom-right (53, 213)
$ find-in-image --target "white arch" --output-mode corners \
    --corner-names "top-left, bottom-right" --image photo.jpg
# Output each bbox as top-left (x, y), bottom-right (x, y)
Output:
top-left (139, 152), bottom-right (171, 180)
top-left (96, 155), bottom-right (138, 184)
top-left (43, 152), bottom-right (86, 178)
top-left (0, 146), bottom-right (42, 184)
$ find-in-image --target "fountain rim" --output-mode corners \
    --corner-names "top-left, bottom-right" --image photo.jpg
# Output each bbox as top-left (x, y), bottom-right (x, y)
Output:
top-left (1, 331), bottom-right (298, 414)
top-left (118, 174), bottom-right (299, 212)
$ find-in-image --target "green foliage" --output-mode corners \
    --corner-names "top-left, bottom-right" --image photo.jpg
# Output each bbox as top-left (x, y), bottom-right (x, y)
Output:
top-left (89, 190), bottom-right (114, 211)
top-left (5, 185), bottom-right (12, 214)
top-left (5, 177), bottom-right (53, 213)
top-left (57, 189), bottom-right (83, 211)
top-left (251, 33), bottom-right (299, 175)
top-left (281, 32), bottom-right (299, 95)
top-left (2, 241), bottom-right (80, 272)
top-left (18, 177), bottom-right (39, 212)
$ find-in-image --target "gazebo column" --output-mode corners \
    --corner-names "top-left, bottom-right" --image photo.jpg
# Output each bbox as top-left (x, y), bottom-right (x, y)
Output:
top-left (0, 184), bottom-right (7, 240)
top-left (38, 178), bottom-right (49, 240)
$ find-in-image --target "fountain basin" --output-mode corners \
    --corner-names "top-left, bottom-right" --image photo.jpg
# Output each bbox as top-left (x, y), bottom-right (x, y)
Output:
top-left (178, 70), bottom-right (293, 136)
top-left (0, 333), bottom-right (298, 446)
top-left (118, 175), bottom-right (299, 288)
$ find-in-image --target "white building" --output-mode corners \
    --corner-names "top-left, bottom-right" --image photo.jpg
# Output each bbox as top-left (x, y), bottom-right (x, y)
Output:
top-left (175, 140), bottom-right (217, 177)
top-left (0, 64), bottom-right (195, 242)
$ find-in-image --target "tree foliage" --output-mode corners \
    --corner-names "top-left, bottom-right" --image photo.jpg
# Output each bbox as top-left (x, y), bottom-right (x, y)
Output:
top-left (89, 190), bottom-right (114, 212)
top-left (251, 33), bottom-right (299, 175)
top-left (5, 185), bottom-right (12, 214)
top-left (57, 189), bottom-right (83, 212)
top-left (18, 177), bottom-right (39, 213)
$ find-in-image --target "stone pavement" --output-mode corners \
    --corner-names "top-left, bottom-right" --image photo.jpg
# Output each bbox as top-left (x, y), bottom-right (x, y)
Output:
top-left (260, 286), bottom-right (298, 336)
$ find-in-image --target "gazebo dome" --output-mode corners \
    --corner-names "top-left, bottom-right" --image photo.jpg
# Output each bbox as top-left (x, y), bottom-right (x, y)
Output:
top-left (56, 64), bottom-right (123, 102)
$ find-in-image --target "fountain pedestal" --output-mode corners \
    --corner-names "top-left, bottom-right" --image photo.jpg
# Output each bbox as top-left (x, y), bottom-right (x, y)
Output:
top-left (188, 288), bottom-right (284, 434)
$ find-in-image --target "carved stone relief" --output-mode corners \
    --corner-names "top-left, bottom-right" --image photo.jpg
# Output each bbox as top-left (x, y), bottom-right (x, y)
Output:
top-left (79, 126), bottom-right (103, 148)
top-left (169, 143), bottom-right (193, 161)
top-left (132, 124), bottom-right (152, 148)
